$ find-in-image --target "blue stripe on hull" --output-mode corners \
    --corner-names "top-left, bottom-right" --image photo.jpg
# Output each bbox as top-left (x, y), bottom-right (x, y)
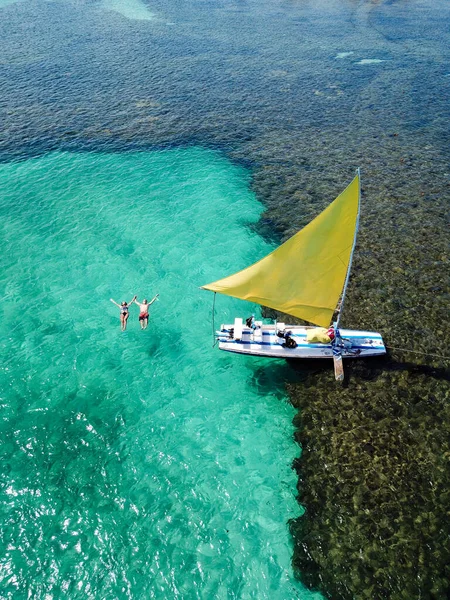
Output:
top-left (217, 339), bottom-right (383, 351)
top-left (218, 346), bottom-right (385, 359)
top-left (219, 330), bottom-right (382, 341)
top-left (257, 331), bottom-right (380, 340)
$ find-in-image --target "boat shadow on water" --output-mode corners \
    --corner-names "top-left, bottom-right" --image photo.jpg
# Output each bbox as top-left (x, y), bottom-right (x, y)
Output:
top-left (246, 361), bottom-right (309, 398)
top-left (284, 354), bottom-right (450, 385)
top-left (347, 354), bottom-right (450, 383)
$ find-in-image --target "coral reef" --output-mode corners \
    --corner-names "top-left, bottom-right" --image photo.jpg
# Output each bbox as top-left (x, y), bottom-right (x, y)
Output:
top-left (249, 128), bottom-right (450, 599)
top-left (288, 362), bottom-right (450, 599)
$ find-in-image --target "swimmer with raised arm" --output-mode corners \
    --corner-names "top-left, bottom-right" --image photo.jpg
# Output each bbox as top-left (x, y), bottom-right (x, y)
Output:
top-left (110, 295), bottom-right (137, 331)
top-left (132, 295), bottom-right (159, 330)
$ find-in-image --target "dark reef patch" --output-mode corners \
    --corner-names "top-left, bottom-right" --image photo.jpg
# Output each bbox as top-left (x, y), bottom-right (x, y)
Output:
top-left (288, 364), bottom-right (450, 600)
top-left (252, 122), bottom-right (450, 599)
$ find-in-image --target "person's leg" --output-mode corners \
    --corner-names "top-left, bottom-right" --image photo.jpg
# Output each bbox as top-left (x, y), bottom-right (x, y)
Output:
top-left (122, 314), bottom-right (129, 331)
top-left (120, 315), bottom-right (125, 330)
top-left (144, 317), bottom-right (148, 330)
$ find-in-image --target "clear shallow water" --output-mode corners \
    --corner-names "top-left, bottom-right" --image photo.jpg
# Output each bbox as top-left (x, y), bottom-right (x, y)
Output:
top-left (0, 148), bottom-right (320, 599)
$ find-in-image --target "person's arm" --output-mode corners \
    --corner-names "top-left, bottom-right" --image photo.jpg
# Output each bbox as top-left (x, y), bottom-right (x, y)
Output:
top-left (129, 295), bottom-right (137, 305)
top-left (148, 294), bottom-right (159, 306)
top-left (110, 298), bottom-right (121, 308)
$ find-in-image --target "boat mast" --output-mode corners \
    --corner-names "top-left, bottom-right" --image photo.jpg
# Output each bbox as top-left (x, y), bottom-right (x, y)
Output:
top-left (335, 167), bottom-right (361, 329)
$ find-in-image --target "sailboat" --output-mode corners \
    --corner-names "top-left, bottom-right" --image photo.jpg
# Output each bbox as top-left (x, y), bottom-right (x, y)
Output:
top-left (201, 170), bottom-right (385, 381)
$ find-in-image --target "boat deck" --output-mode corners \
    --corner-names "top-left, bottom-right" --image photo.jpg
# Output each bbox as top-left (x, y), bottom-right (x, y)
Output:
top-left (216, 322), bottom-right (386, 359)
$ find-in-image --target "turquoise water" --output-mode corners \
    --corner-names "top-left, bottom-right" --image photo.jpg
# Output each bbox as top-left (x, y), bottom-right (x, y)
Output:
top-left (0, 148), bottom-right (319, 599)
top-left (100, 0), bottom-right (156, 21)
top-left (0, 0), bottom-right (23, 7)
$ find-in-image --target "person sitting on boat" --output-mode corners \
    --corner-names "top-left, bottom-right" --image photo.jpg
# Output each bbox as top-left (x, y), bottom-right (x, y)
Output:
top-left (133, 295), bottom-right (159, 330)
top-left (276, 329), bottom-right (298, 349)
top-left (245, 315), bottom-right (258, 330)
top-left (110, 296), bottom-right (136, 331)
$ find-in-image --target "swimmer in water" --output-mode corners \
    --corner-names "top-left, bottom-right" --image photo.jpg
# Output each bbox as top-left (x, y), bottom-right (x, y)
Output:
top-left (110, 296), bottom-right (137, 331)
top-left (132, 294), bottom-right (159, 330)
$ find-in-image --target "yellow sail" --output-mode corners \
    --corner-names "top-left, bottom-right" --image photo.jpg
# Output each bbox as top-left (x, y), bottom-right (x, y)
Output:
top-left (202, 173), bottom-right (360, 327)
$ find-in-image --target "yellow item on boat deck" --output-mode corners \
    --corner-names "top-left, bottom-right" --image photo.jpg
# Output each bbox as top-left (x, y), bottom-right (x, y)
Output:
top-left (306, 328), bottom-right (332, 344)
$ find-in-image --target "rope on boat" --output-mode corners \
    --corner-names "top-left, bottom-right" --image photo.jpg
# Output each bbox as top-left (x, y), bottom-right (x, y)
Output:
top-left (386, 345), bottom-right (450, 362)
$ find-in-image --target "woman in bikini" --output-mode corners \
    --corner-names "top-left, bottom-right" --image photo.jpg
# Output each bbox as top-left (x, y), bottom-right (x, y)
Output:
top-left (110, 295), bottom-right (137, 331)
top-left (132, 295), bottom-right (159, 330)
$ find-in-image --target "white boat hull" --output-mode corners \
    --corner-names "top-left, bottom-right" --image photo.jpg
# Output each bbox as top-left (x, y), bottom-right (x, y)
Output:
top-left (216, 322), bottom-right (385, 359)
